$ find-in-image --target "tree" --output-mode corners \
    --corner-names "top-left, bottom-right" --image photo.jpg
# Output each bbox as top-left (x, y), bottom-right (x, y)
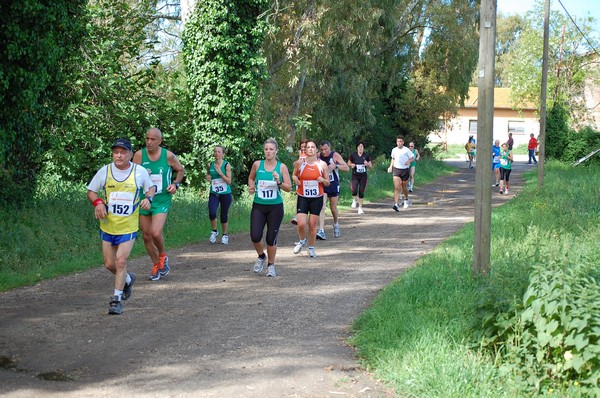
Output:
top-left (503, 1), bottom-right (598, 119)
top-left (182, 0), bottom-right (269, 188)
top-left (0, 0), bottom-right (86, 206)
top-left (257, 0), bottom-right (479, 158)
top-left (40, 0), bottom-right (193, 187)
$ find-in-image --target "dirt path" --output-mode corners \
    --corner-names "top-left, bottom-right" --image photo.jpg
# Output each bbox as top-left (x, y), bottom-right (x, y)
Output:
top-left (0, 159), bottom-right (528, 397)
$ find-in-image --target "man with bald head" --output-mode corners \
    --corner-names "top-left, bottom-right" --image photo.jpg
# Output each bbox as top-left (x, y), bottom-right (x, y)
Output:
top-left (133, 128), bottom-right (185, 281)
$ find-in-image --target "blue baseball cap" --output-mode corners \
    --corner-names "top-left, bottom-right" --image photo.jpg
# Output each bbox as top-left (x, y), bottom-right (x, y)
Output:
top-left (111, 138), bottom-right (132, 151)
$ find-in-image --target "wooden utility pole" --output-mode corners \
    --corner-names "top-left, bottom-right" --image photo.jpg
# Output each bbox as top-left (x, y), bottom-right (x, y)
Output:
top-left (538, 0), bottom-right (550, 187)
top-left (473, 0), bottom-right (496, 276)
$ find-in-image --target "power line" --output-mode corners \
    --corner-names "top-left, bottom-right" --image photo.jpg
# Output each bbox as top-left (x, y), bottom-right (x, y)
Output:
top-left (556, 0), bottom-right (599, 55)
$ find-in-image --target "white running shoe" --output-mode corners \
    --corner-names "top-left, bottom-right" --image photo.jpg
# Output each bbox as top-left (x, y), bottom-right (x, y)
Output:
top-left (209, 230), bottom-right (218, 243)
top-left (357, 208), bottom-right (364, 215)
top-left (351, 199), bottom-right (357, 209)
top-left (221, 234), bottom-right (229, 245)
top-left (316, 229), bottom-right (326, 240)
top-left (333, 224), bottom-right (341, 238)
top-left (308, 247), bottom-right (317, 257)
top-left (504, 189), bottom-right (509, 194)
top-left (293, 239), bottom-right (306, 254)
top-left (253, 256), bottom-right (267, 273)
top-left (403, 200), bottom-right (410, 209)
top-left (266, 265), bottom-right (277, 277)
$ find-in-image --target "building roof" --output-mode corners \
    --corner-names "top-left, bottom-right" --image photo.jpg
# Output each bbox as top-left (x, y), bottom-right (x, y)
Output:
top-left (463, 87), bottom-right (537, 110)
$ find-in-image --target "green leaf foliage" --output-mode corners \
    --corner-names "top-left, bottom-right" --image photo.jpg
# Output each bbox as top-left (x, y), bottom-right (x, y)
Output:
top-left (478, 240), bottom-right (600, 393)
top-left (182, 0), bottom-right (269, 190)
top-left (0, 0), bottom-right (86, 206)
top-left (40, 0), bottom-right (193, 188)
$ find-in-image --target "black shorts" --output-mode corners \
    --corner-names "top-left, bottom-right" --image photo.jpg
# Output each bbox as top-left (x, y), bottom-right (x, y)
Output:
top-left (323, 181), bottom-right (340, 197)
top-left (393, 167), bottom-right (410, 181)
top-left (296, 195), bottom-right (324, 215)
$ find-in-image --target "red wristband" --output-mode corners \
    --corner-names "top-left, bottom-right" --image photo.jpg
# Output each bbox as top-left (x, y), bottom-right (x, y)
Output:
top-left (93, 198), bottom-right (104, 207)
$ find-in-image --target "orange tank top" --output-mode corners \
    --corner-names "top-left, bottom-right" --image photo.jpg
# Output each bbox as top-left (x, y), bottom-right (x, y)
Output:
top-left (296, 162), bottom-right (324, 198)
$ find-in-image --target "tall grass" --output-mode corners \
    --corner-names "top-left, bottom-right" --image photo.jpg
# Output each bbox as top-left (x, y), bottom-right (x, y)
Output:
top-left (0, 158), bottom-right (453, 291)
top-left (350, 160), bottom-right (600, 397)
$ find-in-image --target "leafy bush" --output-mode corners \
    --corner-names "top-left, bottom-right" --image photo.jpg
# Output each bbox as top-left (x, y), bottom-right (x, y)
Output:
top-left (478, 239), bottom-right (600, 395)
top-left (564, 127), bottom-right (600, 166)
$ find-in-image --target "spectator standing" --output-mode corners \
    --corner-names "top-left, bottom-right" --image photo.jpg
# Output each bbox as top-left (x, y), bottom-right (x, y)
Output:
top-left (506, 133), bottom-right (514, 151)
top-left (527, 133), bottom-right (538, 164)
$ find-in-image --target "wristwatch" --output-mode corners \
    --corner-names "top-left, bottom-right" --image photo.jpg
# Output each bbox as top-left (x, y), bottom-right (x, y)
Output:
top-left (147, 197), bottom-right (153, 203)
top-left (174, 182), bottom-right (180, 189)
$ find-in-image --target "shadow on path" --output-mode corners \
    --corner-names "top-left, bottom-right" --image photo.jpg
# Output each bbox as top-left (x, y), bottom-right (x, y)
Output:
top-left (0, 159), bottom-right (529, 397)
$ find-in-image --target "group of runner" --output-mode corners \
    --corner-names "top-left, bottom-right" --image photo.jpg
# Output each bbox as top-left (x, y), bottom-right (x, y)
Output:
top-left (87, 128), bottom-right (185, 315)
top-left (87, 132), bottom-right (420, 314)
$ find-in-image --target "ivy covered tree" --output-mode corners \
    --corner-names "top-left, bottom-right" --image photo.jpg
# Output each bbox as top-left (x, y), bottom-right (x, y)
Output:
top-left (0, 0), bottom-right (86, 206)
top-left (182, 0), bottom-right (268, 188)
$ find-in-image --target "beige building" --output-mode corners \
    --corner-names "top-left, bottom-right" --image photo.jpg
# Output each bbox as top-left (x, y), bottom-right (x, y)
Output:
top-left (429, 87), bottom-right (539, 148)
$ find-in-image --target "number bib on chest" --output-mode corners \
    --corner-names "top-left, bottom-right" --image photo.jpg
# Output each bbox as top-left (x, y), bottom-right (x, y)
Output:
top-left (303, 180), bottom-right (319, 198)
top-left (356, 164), bottom-right (366, 173)
top-left (500, 158), bottom-right (508, 166)
top-left (212, 178), bottom-right (227, 193)
top-left (150, 174), bottom-right (163, 194)
top-left (257, 180), bottom-right (278, 200)
top-left (108, 191), bottom-right (135, 216)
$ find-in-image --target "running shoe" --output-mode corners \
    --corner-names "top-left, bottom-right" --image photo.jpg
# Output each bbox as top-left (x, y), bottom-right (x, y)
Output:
top-left (159, 255), bottom-right (170, 277)
top-left (351, 199), bottom-right (357, 209)
top-left (221, 234), bottom-right (229, 245)
top-left (121, 272), bottom-right (136, 301)
top-left (293, 239), bottom-right (306, 254)
top-left (392, 204), bottom-right (399, 212)
top-left (291, 217), bottom-right (298, 225)
top-left (504, 189), bottom-right (509, 194)
top-left (403, 199), bottom-right (410, 209)
top-left (149, 263), bottom-right (161, 281)
top-left (209, 230), bottom-right (218, 244)
top-left (308, 247), bottom-right (317, 258)
top-left (266, 265), bottom-right (277, 277)
top-left (499, 189), bottom-right (503, 194)
top-left (316, 229), bottom-right (326, 240)
top-left (108, 296), bottom-right (122, 315)
top-left (357, 208), bottom-right (364, 215)
top-left (254, 255), bottom-right (267, 273)
top-left (333, 224), bottom-right (341, 238)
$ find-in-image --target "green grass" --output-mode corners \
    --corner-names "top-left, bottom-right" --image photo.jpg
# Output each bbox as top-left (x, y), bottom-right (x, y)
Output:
top-left (349, 160), bottom-right (600, 397)
top-left (0, 157), bottom-right (453, 291)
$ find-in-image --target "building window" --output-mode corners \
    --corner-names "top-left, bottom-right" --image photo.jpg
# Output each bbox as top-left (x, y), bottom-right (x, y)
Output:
top-left (508, 121), bottom-right (525, 134)
top-left (469, 120), bottom-right (477, 134)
